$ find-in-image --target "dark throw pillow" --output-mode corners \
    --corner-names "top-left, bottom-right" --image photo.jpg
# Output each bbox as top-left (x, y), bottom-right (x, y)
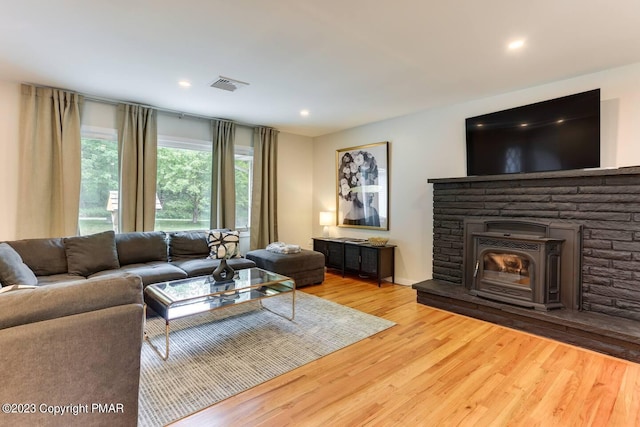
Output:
top-left (64, 230), bottom-right (120, 276)
top-left (168, 230), bottom-right (225, 261)
top-left (116, 231), bottom-right (168, 265)
top-left (0, 243), bottom-right (38, 287)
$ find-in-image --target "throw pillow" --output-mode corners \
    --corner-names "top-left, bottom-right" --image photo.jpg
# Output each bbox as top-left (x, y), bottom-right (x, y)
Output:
top-left (167, 230), bottom-right (210, 261)
top-left (207, 230), bottom-right (241, 259)
top-left (7, 238), bottom-right (68, 276)
top-left (64, 230), bottom-right (120, 276)
top-left (116, 231), bottom-right (168, 265)
top-left (0, 243), bottom-right (38, 287)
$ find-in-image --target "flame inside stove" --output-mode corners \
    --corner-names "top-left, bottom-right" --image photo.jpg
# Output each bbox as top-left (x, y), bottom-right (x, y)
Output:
top-left (483, 252), bottom-right (530, 285)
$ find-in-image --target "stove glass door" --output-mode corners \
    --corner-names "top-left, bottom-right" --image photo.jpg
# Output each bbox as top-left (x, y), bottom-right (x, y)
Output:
top-left (482, 252), bottom-right (530, 286)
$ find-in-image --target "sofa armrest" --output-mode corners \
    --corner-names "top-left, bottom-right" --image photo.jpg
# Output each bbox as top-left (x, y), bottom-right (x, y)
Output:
top-left (0, 273), bottom-right (143, 330)
top-left (0, 273), bottom-right (144, 427)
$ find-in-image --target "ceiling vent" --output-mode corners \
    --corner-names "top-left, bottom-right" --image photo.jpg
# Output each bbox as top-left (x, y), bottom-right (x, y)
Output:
top-left (210, 76), bottom-right (250, 92)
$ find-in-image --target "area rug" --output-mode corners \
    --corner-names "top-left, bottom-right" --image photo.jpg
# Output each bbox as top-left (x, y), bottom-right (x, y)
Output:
top-left (138, 292), bottom-right (395, 426)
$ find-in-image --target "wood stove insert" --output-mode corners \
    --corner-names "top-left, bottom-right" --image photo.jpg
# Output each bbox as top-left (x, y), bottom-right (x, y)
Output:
top-left (470, 231), bottom-right (564, 310)
top-left (463, 219), bottom-right (582, 311)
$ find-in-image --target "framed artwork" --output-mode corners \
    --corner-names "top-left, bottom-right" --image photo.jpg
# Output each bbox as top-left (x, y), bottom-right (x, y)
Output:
top-left (336, 141), bottom-right (389, 230)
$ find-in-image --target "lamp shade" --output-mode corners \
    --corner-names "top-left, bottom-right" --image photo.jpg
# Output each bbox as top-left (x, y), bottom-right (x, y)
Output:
top-left (319, 211), bottom-right (335, 226)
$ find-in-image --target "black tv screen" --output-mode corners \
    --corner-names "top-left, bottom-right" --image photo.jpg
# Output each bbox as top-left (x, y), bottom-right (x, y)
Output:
top-left (466, 89), bottom-right (600, 176)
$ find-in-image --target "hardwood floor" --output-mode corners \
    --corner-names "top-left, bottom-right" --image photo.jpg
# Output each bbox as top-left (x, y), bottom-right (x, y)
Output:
top-left (170, 272), bottom-right (640, 426)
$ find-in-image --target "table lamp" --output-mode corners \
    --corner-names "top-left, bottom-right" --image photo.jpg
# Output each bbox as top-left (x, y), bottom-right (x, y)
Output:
top-left (319, 211), bottom-right (335, 238)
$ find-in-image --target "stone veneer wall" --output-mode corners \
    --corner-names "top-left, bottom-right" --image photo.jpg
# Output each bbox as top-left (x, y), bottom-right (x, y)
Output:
top-left (429, 167), bottom-right (640, 322)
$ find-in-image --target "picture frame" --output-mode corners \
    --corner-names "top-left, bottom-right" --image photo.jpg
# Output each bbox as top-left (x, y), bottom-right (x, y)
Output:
top-left (336, 141), bottom-right (389, 230)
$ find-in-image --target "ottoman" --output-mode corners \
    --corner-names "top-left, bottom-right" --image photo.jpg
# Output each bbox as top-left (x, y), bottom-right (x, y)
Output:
top-left (245, 249), bottom-right (325, 287)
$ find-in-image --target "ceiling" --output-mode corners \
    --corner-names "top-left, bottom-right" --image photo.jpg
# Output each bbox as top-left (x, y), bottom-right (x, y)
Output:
top-left (1, 0), bottom-right (640, 137)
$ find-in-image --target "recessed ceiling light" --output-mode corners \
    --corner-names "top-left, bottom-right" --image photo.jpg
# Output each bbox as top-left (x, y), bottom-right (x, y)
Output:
top-left (300, 109), bottom-right (310, 117)
top-left (178, 80), bottom-right (191, 88)
top-left (508, 39), bottom-right (525, 50)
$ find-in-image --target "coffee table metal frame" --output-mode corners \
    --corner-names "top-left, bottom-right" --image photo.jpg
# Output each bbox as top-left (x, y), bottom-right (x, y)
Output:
top-left (143, 267), bottom-right (296, 360)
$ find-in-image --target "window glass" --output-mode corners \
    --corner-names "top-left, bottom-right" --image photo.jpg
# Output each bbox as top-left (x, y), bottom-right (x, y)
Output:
top-left (79, 127), bottom-right (119, 235)
top-left (156, 136), bottom-right (212, 232)
top-left (79, 113), bottom-right (253, 235)
top-left (235, 147), bottom-right (253, 230)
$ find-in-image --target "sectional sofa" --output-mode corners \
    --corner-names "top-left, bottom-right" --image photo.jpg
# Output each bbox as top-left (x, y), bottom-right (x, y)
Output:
top-left (1, 229), bottom-right (256, 288)
top-left (0, 229), bottom-right (256, 426)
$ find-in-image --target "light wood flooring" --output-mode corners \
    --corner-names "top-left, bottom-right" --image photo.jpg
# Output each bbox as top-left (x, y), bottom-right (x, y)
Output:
top-left (171, 271), bottom-right (640, 426)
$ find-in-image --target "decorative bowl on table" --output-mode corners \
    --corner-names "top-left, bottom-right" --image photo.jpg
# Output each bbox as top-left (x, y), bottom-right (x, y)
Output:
top-left (367, 237), bottom-right (388, 246)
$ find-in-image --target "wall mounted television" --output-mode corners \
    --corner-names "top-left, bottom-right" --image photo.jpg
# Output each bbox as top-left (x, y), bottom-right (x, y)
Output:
top-left (465, 89), bottom-right (600, 176)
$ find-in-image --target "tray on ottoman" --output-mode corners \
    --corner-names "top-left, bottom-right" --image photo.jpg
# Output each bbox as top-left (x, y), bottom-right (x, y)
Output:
top-left (245, 249), bottom-right (325, 287)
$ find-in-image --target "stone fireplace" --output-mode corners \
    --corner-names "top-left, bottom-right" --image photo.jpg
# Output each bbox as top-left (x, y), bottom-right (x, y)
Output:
top-left (412, 166), bottom-right (640, 362)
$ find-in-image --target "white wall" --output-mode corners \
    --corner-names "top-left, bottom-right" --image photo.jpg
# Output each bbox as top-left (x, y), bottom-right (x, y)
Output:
top-left (277, 132), bottom-right (314, 247)
top-left (0, 81), bottom-right (20, 241)
top-left (313, 61), bottom-right (640, 285)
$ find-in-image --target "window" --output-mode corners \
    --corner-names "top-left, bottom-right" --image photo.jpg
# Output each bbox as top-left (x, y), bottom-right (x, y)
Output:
top-left (79, 108), bottom-right (253, 235)
top-left (156, 136), bottom-right (212, 232)
top-left (234, 146), bottom-right (253, 231)
top-left (78, 127), bottom-right (119, 235)
top-left (155, 137), bottom-right (253, 231)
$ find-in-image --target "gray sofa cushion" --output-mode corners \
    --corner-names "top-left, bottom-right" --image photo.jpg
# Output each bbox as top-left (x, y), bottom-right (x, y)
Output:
top-left (116, 231), bottom-right (168, 265)
top-left (170, 258), bottom-right (219, 277)
top-left (0, 273), bottom-right (143, 330)
top-left (36, 273), bottom-right (87, 286)
top-left (225, 257), bottom-right (257, 271)
top-left (90, 261), bottom-right (188, 286)
top-left (0, 243), bottom-right (38, 287)
top-left (6, 237), bottom-right (68, 276)
top-left (168, 230), bottom-right (226, 261)
top-left (64, 230), bottom-right (121, 276)
top-left (172, 257), bottom-right (256, 277)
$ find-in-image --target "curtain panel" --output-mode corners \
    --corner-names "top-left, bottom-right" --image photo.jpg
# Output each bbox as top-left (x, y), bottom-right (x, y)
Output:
top-left (250, 127), bottom-right (278, 250)
top-left (210, 120), bottom-right (236, 229)
top-left (17, 84), bottom-right (83, 238)
top-left (117, 104), bottom-right (157, 232)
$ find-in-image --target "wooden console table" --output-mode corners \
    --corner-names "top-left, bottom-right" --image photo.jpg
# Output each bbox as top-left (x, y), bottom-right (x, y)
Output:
top-left (312, 237), bottom-right (395, 286)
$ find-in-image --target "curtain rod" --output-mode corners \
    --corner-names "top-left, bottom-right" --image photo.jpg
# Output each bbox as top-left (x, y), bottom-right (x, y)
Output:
top-left (83, 93), bottom-right (259, 129)
top-left (24, 82), bottom-right (273, 130)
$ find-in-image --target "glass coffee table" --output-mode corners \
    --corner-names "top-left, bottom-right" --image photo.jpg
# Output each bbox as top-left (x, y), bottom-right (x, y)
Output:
top-left (144, 267), bottom-right (296, 360)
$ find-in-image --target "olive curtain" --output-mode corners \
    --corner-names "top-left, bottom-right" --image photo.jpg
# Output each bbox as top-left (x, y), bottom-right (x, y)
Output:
top-left (250, 127), bottom-right (278, 250)
top-left (17, 84), bottom-right (83, 238)
top-left (117, 103), bottom-right (157, 232)
top-left (210, 120), bottom-right (236, 229)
